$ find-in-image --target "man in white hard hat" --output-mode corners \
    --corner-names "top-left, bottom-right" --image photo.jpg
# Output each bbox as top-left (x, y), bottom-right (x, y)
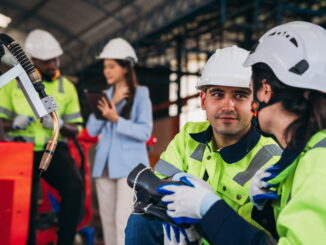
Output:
top-left (0, 29), bottom-right (84, 245)
top-left (125, 45), bottom-right (281, 244)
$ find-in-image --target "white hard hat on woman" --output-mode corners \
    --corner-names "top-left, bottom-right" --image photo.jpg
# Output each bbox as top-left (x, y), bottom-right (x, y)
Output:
top-left (244, 21), bottom-right (326, 92)
top-left (97, 37), bottom-right (138, 63)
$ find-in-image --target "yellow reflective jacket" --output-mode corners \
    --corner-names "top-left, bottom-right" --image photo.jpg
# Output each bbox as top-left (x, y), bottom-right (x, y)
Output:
top-left (0, 77), bottom-right (83, 151)
top-left (154, 121), bottom-right (282, 239)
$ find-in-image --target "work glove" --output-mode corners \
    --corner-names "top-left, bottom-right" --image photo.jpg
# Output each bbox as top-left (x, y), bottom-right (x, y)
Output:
top-left (41, 115), bottom-right (64, 129)
top-left (157, 173), bottom-right (220, 225)
top-left (13, 114), bottom-right (34, 130)
top-left (250, 167), bottom-right (279, 211)
top-left (163, 221), bottom-right (201, 245)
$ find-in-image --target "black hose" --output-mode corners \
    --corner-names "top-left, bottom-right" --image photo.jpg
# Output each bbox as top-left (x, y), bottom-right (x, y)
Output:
top-left (71, 137), bottom-right (85, 180)
top-left (0, 33), bottom-right (47, 98)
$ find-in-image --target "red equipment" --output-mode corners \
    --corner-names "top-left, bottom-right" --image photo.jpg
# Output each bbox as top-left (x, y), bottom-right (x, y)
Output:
top-left (0, 142), bottom-right (34, 245)
top-left (36, 129), bottom-right (98, 244)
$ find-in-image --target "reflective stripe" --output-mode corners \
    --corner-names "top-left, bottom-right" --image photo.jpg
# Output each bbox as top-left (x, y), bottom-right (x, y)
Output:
top-left (4, 134), bottom-right (35, 143)
top-left (190, 144), bottom-right (206, 162)
top-left (58, 76), bottom-right (64, 93)
top-left (62, 112), bottom-right (82, 122)
top-left (154, 159), bottom-right (182, 177)
top-left (312, 138), bottom-right (326, 148)
top-left (233, 144), bottom-right (282, 186)
top-left (0, 106), bottom-right (15, 118)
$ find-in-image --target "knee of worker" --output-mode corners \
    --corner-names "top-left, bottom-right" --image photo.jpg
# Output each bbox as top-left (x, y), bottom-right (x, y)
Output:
top-left (125, 214), bottom-right (163, 242)
top-left (60, 176), bottom-right (84, 201)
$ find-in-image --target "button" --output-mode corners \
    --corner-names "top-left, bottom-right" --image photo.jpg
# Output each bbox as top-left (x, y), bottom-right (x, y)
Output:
top-left (236, 194), bottom-right (242, 200)
top-left (222, 186), bottom-right (227, 191)
top-left (206, 155), bottom-right (211, 160)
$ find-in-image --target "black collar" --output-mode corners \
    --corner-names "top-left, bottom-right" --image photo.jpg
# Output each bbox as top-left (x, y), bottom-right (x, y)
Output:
top-left (190, 122), bottom-right (261, 164)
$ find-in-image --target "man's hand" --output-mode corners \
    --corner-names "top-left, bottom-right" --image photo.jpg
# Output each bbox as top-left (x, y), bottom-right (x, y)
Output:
top-left (250, 167), bottom-right (279, 210)
top-left (163, 222), bottom-right (200, 245)
top-left (42, 115), bottom-right (64, 129)
top-left (13, 114), bottom-right (34, 130)
top-left (157, 174), bottom-right (220, 225)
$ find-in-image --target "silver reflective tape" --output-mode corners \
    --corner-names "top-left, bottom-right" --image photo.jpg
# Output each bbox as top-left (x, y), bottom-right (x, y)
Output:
top-left (190, 144), bottom-right (206, 161)
top-left (4, 134), bottom-right (34, 143)
top-left (0, 107), bottom-right (15, 118)
top-left (58, 76), bottom-right (64, 93)
top-left (233, 144), bottom-right (282, 186)
top-left (312, 138), bottom-right (326, 148)
top-left (154, 159), bottom-right (181, 177)
top-left (62, 112), bottom-right (82, 122)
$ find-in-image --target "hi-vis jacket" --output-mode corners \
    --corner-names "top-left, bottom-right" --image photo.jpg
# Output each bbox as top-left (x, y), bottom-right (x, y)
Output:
top-left (268, 129), bottom-right (326, 245)
top-left (197, 129), bottom-right (326, 245)
top-left (154, 121), bottom-right (282, 233)
top-left (0, 77), bottom-right (83, 151)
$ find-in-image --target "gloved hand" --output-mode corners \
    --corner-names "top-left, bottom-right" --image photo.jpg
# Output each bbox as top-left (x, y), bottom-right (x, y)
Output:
top-left (250, 167), bottom-right (279, 211)
top-left (163, 221), bottom-right (200, 244)
top-left (13, 114), bottom-right (34, 130)
top-left (157, 174), bottom-right (220, 225)
top-left (41, 115), bottom-right (64, 129)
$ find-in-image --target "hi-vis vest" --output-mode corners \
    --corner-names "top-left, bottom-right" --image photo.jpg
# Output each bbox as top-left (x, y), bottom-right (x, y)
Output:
top-left (265, 130), bottom-right (326, 245)
top-left (0, 77), bottom-right (83, 151)
top-left (154, 121), bottom-right (282, 233)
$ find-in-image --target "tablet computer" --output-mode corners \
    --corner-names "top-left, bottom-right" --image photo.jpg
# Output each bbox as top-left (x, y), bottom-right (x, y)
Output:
top-left (84, 90), bottom-right (111, 120)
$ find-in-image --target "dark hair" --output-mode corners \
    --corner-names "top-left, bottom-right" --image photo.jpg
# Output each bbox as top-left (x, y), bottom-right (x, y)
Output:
top-left (112, 59), bottom-right (138, 119)
top-left (252, 63), bottom-right (326, 150)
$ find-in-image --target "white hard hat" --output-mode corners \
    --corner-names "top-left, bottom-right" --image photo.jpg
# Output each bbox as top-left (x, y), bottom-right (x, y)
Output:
top-left (197, 45), bottom-right (252, 89)
top-left (25, 29), bottom-right (63, 60)
top-left (97, 37), bottom-right (138, 63)
top-left (244, 21), bottom-right (326, 92)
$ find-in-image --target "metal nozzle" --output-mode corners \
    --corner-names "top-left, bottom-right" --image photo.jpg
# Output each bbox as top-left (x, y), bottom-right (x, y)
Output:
top-left (39, 111), bottom-right (59, 176)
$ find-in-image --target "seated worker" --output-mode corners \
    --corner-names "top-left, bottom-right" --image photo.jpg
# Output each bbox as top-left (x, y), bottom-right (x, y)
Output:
top-left (125, 45), bottom-right (282, 244)
top-left (0, 29), bottom-right (84, 245)
top-left (158, 21), bottom-right (326, 245)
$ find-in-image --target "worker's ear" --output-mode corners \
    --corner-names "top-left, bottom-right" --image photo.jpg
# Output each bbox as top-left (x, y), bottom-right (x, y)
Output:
top-left (200, 90), bottom-right (207, 110)
top-left (259, 79), bottom-right (273, 103)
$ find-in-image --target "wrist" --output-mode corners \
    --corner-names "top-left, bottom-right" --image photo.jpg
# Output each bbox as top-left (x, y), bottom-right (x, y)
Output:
top-left (200, 192), bottom-right (221, 217)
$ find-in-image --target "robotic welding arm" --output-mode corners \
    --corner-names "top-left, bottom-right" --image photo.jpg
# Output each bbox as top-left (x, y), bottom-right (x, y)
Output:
top-left (0, 33), bottom-right (59, 174)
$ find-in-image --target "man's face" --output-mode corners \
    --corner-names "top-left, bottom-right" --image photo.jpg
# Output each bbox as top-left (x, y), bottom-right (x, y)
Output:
top-left (200, 85), bottom-right (253, 138)
top-left (33, 57), bottom-right (59, 77)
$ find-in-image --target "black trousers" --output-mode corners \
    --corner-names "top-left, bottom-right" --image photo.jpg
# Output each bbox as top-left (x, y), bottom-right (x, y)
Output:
top-left (27, 143), bottom-right (84, 245)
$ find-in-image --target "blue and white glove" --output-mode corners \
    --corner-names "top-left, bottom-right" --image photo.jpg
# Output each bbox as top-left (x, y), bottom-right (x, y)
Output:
top-left (13, 114), bottom-right (34, 130)
top-left (163, 221), bottom-right (200, 244)
top-left (157, 173), bottom-right (221, 225)
top-left (250, 167), bottom-right (279, 210)
top-left (42, 115), bottom-right (64, 129)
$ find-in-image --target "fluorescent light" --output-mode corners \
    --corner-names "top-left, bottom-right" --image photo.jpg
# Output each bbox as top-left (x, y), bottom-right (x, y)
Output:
top-left (0, 13), bottom-right (12, 28)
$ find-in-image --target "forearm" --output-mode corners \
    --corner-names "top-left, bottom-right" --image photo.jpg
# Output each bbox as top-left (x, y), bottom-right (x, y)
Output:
top-left (0, 118), bottom-right (14, 131)
top-left (60, 123), bottom-right (79, 138)
top-left (198, 200), bottom-right (269, 245)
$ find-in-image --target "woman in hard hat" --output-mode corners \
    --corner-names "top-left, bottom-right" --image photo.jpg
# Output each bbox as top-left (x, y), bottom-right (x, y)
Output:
top-left (158, 21), bottom-right (326, 245)
top-left (86, 38), bottom-right (153, 245)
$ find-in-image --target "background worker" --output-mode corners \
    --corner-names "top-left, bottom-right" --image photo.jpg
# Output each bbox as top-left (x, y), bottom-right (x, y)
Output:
top-left (86, 37), bottom-right (152, 245)
top-left (159, 21), bottom-right (326, 245)
top-left (0, 29), bottom-right (84, 245)
top-left (125, 45), bottom-right (282, 244)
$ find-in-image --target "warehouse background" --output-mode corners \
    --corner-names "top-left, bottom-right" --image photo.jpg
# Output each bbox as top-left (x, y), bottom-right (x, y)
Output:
top-left (0, 0), bottom-right (325, 244)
